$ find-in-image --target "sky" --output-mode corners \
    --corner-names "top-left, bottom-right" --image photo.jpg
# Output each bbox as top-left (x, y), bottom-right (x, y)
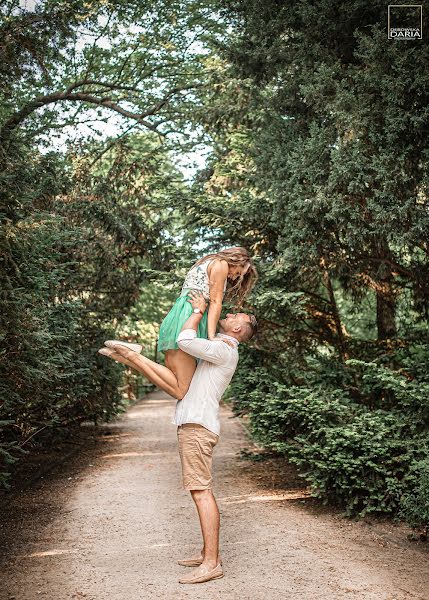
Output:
top-left (18, 0), bottom-right (37, 10)
top-left (17, 0), bottom-right (212, 182)
top-left (43, 110), bottom-right (210, 182)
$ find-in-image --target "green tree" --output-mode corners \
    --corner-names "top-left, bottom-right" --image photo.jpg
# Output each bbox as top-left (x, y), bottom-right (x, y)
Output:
top-left (0, 0), bottom-right (218, 487)
top-left (168, 0), bottom-right (429, 522)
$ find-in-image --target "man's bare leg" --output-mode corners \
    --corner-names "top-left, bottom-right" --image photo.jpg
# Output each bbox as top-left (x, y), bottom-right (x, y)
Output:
top-left (189, 489), bottom-right (221, 569)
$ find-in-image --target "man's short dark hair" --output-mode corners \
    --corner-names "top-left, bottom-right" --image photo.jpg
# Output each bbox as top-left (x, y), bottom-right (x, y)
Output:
top-left (242, 314), bottom-right (258, 342)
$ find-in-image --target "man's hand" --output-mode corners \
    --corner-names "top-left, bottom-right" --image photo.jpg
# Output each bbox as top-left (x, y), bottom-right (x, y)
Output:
top-left (186, 291), bottom-right (234, 347)
top-left (187, 290), bottom-right (208, 314)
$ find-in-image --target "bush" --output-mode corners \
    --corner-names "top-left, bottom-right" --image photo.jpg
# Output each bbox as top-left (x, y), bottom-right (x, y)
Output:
top-left (398, 458), bottom-right (429, 532)
top-left (0, 135), bottom-right (181, 489)
top-left (228, 344), bottom-right (429, 525)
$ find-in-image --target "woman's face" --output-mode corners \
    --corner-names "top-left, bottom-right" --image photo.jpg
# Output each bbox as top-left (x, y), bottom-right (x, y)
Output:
top-left (228, 263), bottom-right (250, 282)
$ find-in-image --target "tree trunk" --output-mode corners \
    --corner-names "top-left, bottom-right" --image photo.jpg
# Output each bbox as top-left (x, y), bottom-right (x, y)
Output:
top-left (319, 256), bottom-right (349, 362)
top-left (375, 240), bottom-right (397, 340)
top-left (376, 268), bottom-right (397, 340)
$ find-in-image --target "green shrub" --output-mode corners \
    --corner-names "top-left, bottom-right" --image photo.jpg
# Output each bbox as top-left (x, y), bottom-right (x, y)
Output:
top-left (229, 345), bottom-right (429, 524)
top-left (398, 458), bottom-right (429, 531)
top-left (0, 135), bottom-right (182, 489)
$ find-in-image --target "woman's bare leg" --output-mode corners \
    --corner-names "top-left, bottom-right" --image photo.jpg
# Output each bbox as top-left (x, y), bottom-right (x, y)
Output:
top-left (165, 349), bottom-right (197, 397)
top-left (108, 345), bottom-right (196, 400)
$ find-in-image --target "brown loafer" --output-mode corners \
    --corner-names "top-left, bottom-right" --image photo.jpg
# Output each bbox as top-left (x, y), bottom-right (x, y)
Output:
top-left (177, 555), bottom-right (222, 567)
top-left (178, 562), bottom-right (224, 584)
top-left (177, 555), bottom-right (204, 567)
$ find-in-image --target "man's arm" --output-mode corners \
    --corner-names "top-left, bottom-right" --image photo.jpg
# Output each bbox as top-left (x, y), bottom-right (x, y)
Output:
top-left (177, 331), bottom-right (231, 365)
top-left (177, 290), bottom-right (231, 366)
top-left (180, 289), bottom-right (207, 335)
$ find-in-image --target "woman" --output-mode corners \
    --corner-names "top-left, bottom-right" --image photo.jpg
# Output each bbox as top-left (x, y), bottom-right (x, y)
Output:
top-left (99, 246), bottom-right (257, 399)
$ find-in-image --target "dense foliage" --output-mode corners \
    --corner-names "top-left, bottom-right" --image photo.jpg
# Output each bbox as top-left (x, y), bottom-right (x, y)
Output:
top-left (0, 131), bottom-right (188, 486)
top-left (0, 0), bottom-right (205, 487)
top-left (180, 0), bottom-right (429, 525)
top-left (1, 0), bottom-right (428, 530)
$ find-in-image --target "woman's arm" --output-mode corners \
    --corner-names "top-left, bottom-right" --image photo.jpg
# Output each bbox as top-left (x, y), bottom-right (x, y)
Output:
top-left (207, 259), bottom-right (228, 340)
top-left (177, 292), bottom-right (231, 363)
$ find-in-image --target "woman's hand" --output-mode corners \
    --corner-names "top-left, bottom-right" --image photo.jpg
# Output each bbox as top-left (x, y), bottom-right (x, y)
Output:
top-left (208, 335), bottom-right (235, 348)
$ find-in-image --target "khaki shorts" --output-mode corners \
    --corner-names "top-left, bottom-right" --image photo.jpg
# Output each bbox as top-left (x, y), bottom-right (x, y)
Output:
top-left (177, 423), bottom-right (219, 490)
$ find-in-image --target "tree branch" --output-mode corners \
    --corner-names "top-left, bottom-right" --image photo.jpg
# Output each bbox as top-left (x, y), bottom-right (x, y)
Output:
top-left (0, 83), bottom-right (204, 141)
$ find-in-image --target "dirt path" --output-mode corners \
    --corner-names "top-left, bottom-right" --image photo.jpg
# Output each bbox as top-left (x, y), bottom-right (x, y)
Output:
top-left (1, 390), bottom-right (428, 600)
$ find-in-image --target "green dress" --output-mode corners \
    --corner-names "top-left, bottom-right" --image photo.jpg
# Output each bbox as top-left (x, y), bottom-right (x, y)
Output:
top-left (157, 259), bottom-right (226, 352)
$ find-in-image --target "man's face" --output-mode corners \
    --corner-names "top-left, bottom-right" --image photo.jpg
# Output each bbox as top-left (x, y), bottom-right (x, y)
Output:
top-left (219, 313), bottom-right (251, 337)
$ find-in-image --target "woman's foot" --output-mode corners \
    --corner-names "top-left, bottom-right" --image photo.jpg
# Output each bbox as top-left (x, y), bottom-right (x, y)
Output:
top-left (106, 343), bottom-right (137, 361)
top-left (104, 340), bottom-right (142, 353)
top-left (98, 347), bottom-right (138, 370)
top-left (98, 347), bottom-right (115, 358)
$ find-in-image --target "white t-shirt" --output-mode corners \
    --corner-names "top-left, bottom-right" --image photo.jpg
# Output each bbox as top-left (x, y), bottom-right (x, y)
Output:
top-left (172, 329), bottom-right (239, 436)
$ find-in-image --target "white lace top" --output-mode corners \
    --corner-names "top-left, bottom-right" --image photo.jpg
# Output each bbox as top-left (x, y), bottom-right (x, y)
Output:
top-left (181, 259), bottom-right (227, 301)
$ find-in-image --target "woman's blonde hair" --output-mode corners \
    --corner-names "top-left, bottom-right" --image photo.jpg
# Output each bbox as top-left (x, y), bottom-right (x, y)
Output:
top-left (194, 246), bottom-right (258, 307)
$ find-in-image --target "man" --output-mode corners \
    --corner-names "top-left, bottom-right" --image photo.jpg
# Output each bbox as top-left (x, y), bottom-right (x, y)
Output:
top-left (172, 290), bottom-right (257, 584)
top-left (100, 291), bottom-right (257, 585)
